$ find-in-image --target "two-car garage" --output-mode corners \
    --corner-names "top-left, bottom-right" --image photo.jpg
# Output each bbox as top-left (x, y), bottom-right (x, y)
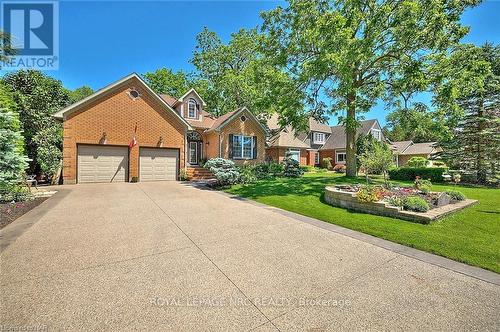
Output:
top-left (77, 145), bottom-right (178, 183)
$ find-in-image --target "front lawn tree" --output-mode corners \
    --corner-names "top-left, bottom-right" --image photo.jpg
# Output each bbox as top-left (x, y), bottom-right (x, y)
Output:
top-left (359, 141), bottom-right (394, 187)
top-left (262, 0), bottom-right (478, 176)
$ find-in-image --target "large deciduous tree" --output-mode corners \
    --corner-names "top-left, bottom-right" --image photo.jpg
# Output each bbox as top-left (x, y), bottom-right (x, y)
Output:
top-left (191, 27), bottom-right (303, 121)
top-left (261, 0), bottom-right (478, 176)
top-left (1, 70), bottom-right (71, 174)
top-left (70, 86), bottom-right (94, 103)
top-left (143, 68), bottom-right (195, 99)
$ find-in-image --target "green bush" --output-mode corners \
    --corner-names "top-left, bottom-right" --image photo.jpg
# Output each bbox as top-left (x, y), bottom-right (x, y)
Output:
top-left (268, 162), bottom-right (284, 176)
top-left (432, 161), bottom-right (446, 167)
top-left (385, 195), bottom-right (404, 207)
top-left (204, 158), bottom-right (240, 186)
top-left (407, 157), bottom-right (428, 168)
top-left (283, 153), bottom-right (304, 177)
top-left (414, 178), bottom-right (432, 194)
top-left (0, 185), bottom-right (34, 203)
top-left (238, 165), bottom-right (258, 184)
top-left (445, 190), bottom-right (466, 201)
top-left (356, 186), bottom-right (379, 203)
top-left (322, 157), bottom-right (333, 170)
top-left (388, 167), bottom-right (447, 182)
top-left (403, 196), bottom-right (430, 212)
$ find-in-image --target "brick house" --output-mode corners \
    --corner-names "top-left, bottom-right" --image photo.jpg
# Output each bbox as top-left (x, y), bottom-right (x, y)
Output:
top-left (265, 115), bottom-right (332, 166)
top-left (390, 141), bottom-right (443, 167)
top-left (266, 118), bottom-right (386, 168)
top-left (53, 73), bottom-right (267, 184)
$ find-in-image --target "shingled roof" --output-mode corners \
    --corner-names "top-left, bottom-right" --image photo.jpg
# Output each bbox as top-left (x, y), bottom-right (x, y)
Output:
top-left (320, 119), bottom-right (379, 150)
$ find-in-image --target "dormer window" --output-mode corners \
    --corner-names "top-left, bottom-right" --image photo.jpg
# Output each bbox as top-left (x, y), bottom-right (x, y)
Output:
top-left (371, 129), bottom-right (381, 141)
top-left (188, 98), bottom-right (198, 119)
top-left (313, 132), bottom-right (326, 144)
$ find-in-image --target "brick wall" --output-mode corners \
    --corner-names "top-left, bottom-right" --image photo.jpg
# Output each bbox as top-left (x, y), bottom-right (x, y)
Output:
top-left (62, 77), bottom-right (186, 183)
top-left (265, 147), bottom-right (308, 165)
top-left (219, 110), bottom-right (266, 165)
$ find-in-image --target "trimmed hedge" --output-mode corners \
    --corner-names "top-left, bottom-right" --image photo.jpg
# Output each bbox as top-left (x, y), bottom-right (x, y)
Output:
top-left (388, 167), bottom-right (447, 182)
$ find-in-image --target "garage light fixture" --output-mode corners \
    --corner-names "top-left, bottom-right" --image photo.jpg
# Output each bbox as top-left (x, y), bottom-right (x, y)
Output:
top-left (158, 136), bottom-right (164, 147)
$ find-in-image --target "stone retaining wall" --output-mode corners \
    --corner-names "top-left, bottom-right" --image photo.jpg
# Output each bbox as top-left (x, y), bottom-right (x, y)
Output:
top-left (324, 186), bottom-right (477, 224)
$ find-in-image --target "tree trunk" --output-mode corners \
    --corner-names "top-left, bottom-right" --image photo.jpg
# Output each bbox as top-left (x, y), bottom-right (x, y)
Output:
top-left (346, 92), bottom-right (357, 177)
top-left (477, 99), bottom-right (486, 184)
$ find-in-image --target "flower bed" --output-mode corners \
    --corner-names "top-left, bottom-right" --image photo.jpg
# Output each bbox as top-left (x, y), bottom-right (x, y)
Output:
top-left (324, 184), bottom-right (477, 224)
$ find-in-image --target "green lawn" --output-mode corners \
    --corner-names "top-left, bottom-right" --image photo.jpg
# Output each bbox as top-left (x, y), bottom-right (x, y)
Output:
top-left (225, 172), bottom-right (500, 273)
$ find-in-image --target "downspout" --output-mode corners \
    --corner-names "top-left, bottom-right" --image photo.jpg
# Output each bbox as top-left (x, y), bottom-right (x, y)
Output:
top-left (218, 132), bottom-right (222, 157)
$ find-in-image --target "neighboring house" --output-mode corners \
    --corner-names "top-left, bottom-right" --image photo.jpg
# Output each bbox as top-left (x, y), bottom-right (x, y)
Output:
top-left (391, 141), bottom-right (442, 167)
top-left (319, 119), bottom-right (385, 168)
top-left (53, 73), bottom-right (267, 184)
top-left (265, 115), bottom-right (332, 166)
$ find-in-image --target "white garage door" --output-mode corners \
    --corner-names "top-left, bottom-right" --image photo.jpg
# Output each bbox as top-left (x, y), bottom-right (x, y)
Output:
top-left (77, 145), bottom-right (128, 183)
top-left (140, 148), bottom-right (178, 181)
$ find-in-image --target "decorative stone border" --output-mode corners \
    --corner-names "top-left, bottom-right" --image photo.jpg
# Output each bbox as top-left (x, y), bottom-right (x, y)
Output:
top-left (324, 186), bottom-right (478, 224)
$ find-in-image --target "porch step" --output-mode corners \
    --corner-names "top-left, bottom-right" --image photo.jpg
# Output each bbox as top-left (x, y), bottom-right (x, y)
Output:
top-left (186, 167), bottom-right (215, 181)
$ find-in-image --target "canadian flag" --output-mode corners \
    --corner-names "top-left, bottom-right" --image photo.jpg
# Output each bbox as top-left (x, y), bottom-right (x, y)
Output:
top-left (129, 124), bottom-right (137, 148)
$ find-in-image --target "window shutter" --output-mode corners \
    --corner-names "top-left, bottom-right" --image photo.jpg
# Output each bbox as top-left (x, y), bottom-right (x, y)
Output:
top-left (253, 136), bottom-right (257, 159)
top-left (228, 134), bottom-right (234, 159)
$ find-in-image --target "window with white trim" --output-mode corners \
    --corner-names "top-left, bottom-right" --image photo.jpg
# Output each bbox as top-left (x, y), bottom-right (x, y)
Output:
top-left (371, 129), bottom-right (381, 141)
top-left (232, 135), bottom-right (254, 159)
top-left (336, 151), bottom-right (346, 163)
top-left (188, 99), bottom-right (197, 119)
top-left (313, 132), bottom-right (326, 144)
top-left (315, 152), bottom-right (320, 165)
top-left (287, 149), bottom-right (300, 162)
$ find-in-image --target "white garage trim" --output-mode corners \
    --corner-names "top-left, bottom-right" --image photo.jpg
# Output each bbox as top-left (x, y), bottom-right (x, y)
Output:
top-left (77, 145), bottom-right (129, 183)
top-left (139, 147), bottom-right (179, 181)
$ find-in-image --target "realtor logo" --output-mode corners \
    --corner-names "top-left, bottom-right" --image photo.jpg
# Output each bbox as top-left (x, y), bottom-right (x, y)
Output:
top-left (1, 0), bottom-right (59, 70)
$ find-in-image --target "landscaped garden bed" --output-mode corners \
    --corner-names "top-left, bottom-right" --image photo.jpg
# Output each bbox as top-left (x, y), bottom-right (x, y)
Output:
top-left (324, 185), bottom-right (477, 224)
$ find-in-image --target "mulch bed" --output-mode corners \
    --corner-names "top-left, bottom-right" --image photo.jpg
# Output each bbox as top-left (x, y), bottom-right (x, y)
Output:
top-left (0, 197), bottom-right (48, 229)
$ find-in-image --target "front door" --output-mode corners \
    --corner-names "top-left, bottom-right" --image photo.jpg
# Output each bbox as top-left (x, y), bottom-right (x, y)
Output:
top-left (189, 142), bottom-right (198, 165)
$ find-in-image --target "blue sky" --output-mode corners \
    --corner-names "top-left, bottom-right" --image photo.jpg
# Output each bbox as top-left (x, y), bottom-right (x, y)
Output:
top-left (4, 0), bottom-right (500, 125)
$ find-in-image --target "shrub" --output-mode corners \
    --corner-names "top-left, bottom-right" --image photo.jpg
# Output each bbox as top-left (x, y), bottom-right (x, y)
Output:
top-left (403, 196), bottom-right (430, 212)
top-left (407, 157), bottom-right (428, 168)
top-left (333, 164), bottom-right (346, 173)
top-left (238, 165), bottom-right (257, 184)
top-left (445, 190), bottom-right (466, 201)
top-left (432, 161), bottom-right (446, 167)
top-left (356, 186), bottom-right (379, 203)
top-left (268, 162), bottom-right (284, 176)
top-left (283, 153), bottom-right (304, 177)
top-left (179, 169), bottom-right (189, 181)
top-left (388, 167), bottom-right (447, 182)
top-left (0, 185), bottom-right (34, 203)
top-left (322, 157), bottom-right (333, 170)
top-left (414, 177), bottom-right (432, 194)
top-left (385, 195), bottom-right (404, 207)
top-left (204, 158), bottom-right (240, 186)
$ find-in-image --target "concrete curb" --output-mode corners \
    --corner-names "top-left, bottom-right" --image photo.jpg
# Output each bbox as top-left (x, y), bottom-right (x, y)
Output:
top-left (200, 184), bottom-right (500, 286)
top-left (0, 189), bottom-right (70, 253)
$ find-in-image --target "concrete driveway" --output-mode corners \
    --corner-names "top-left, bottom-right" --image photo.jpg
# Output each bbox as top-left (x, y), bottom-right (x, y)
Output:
top-left (1, 182), bottom-right (499, 331)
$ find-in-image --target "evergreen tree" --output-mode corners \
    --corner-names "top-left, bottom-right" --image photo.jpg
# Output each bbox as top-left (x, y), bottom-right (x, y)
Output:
top-left (440, 44), bottom-right (500, 184)
top-left (0, 84), bottom-right (29, 189)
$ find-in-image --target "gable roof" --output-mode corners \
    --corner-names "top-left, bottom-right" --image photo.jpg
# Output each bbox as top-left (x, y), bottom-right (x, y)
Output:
top-left (391, 140), bottom-right (413, 153)
top-left (402, 142), bottom-right (441, 155)
top-left (309, 118), bottom-right (332, 133)
top-left (178, 88), bottom-right (207, 106)
top-left (52, 73), bottom-right (191, 129)
top-left (268, 129), bottom-right (310, 149)
top-left (159, 94), bottom-right (179, 107)
top-left (320, 119), bottom-right (381, 150)
top-left (206, 107), bottom-right (268, 134)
